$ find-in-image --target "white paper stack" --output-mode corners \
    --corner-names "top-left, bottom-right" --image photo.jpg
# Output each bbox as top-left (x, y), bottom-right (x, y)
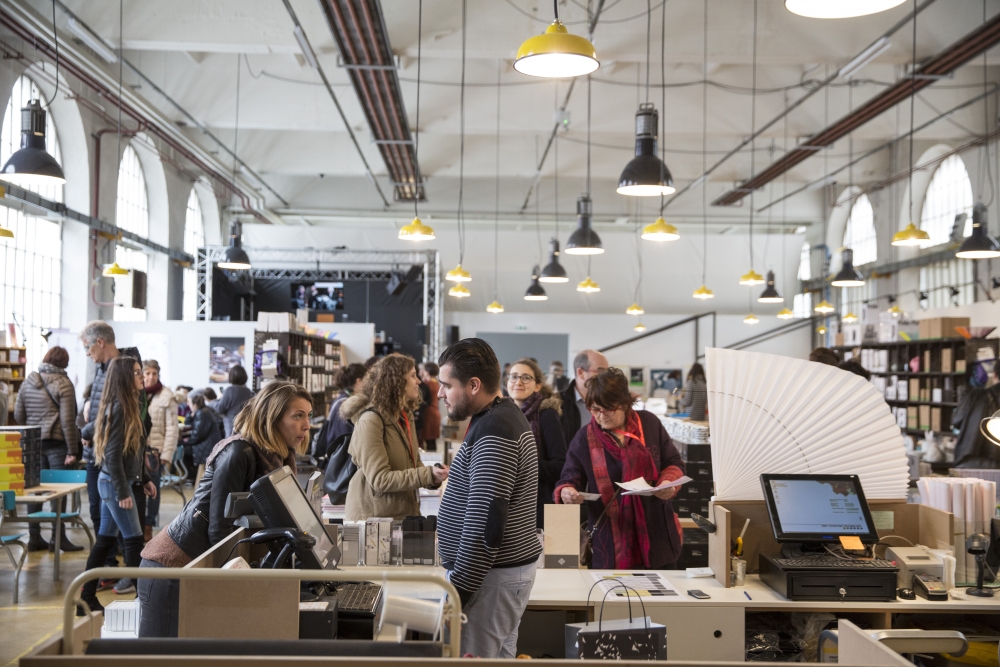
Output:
top-left (658, 416), bottom-right (710, 444)
top-left (705, 348), bottom-right (910, 501)
top-left (916, 477), bottom-right (996, 584)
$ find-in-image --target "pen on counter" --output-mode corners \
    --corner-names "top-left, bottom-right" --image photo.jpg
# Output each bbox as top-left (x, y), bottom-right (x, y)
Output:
top-left (744, 591), bottom-right (752, 601)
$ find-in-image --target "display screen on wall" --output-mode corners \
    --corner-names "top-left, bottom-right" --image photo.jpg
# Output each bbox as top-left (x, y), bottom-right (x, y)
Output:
top-left (650, 369), bottom-right (683, 398)
top-left (209, 337), bottom-right (245, 383)
top-left (291, 282), bottom-right (345, 312)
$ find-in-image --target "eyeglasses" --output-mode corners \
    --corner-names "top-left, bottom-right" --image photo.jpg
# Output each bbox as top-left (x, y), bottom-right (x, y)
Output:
top-left (590, 406), bottom-right (621, 416)
top-left (506, 373), bottom-right (536, 385)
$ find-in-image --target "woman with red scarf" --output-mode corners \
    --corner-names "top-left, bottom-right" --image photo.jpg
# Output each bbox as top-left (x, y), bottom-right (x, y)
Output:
top-left (507, 358), bottom-right (567, 528)
top-left (555, 368), bottom-right (685, 569)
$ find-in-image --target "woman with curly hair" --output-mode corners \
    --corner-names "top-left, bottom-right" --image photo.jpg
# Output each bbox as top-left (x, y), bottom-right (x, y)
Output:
top-left (343, 354), bottom-right (448, 520)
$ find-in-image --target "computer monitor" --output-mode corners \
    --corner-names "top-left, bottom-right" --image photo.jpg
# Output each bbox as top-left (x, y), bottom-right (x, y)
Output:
top-left (760, 474), bottom-right (880, 545)
top-left (250, 465), bottom-right (340, 569)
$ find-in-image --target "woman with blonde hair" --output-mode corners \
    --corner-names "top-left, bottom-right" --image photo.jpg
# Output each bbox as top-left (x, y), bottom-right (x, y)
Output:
top-left (343, 354), bottom-right (448, 520)
top-left (79, 356), bottom-right (156, 613)
top-left (138, 381), bottom-right (313, 637)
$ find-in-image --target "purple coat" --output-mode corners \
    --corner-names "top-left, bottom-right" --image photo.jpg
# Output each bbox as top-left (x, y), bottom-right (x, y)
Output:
top-left (555, 410), bottom-right (685, 568)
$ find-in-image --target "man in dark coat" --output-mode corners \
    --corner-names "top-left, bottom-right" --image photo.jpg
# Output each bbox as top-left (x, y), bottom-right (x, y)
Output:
top-left (559, 349), bottom-right (609, 443)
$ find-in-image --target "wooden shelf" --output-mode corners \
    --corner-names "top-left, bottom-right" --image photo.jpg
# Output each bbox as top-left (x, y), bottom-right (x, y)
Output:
top-left (885, 399), bottom-right (958, 407)
top-left (869, 371), bottom-right (964, 377)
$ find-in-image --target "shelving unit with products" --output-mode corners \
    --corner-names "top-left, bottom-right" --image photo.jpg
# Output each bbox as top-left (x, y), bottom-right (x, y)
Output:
top-left (833, 337), bottom-right (1000, 437)
top-left (253, 331), bottom-right (344, 419)
top-left (0, 346), bottom-right (27, 417)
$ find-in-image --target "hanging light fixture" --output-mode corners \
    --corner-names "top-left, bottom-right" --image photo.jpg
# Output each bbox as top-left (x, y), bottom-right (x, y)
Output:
top-left (218, 221), bottom-right (251, 270)
top-left (618, 104), bottom-right (674, 196)
top-left (102, 261), bottom-right (129, 277)
top-left (577, 276), bottom-right (600, 293)
top-left (777, 307), bottom-right (794, 319)
top-left (641, 216), bottom-right (679, 242)
top-left (0, 224), bottom-right (12, 239)
top-left (398, 217), bottom-right (435, 241)
top-left (565, 197), bottom-right (602, 255)
top-left (739, 0), bottom-right (763, 288)
top-left (524, 265), bottom-right (548, 301)
top-left (784, 0), bottom-right (906, 19)
top-left (817, 324), bottom-right (828, 335)
top-left (744, 312), bottom-right (759, 324)
top-left (831, 248), bottom-right (866, 286)
top-left (486, 300), bottom-right (504, 313)
top-left (487, 57), bottom-right (504, 314)
top-left (513, 0), bottom-right (599, 78)
top-left (814, 298), bottom-right (835, 314)
top-left (626, 303), bottom-right (644, 315)
top-left (757, 270), bottom-right (784, 303)
top-left (692, 284), bottom-right (715, 299)
top-left (400, 2), bottom-right (432, 242)
top-left (448, 283), bottom-right (470, 298)
top-left (957, 205), bottom-right (1000, 260)
top-left (0, 100), bottom-right (66, 187)
top-left (892, 222), bottom-right (929, 246)
top-left (888, 304), bottom-right (903, 316)
top-left (634, 322), bottom-right (647, 332)
top-left (842, 311), bottom-right (859, 323)
top-left (539, 239), bottom-right (569, 282)
top-left (739, 269), bottom-right (764, 286)
top-left (449, 0), bottom-right (472, 293)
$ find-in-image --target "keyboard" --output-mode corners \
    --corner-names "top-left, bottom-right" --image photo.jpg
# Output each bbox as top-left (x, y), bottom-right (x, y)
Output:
top-left (773, 557), bottom-right (898, 571)
top-left (335, 582), bottom-right (382, 616)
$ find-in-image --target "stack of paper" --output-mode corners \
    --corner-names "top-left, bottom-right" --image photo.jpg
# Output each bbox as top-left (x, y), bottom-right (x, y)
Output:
top-left (658, 417), bottom-right (710, 444)
top-left (916, 477), bottom-right (997, 584)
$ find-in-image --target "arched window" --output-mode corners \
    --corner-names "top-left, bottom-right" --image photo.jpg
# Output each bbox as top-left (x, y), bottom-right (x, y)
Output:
top-left (183, 187), bottom-right (205, 321)
top-left (844, 194), bottom-right (876, 266)
top-left (114, 144), bottom-right (149, 322)
top-left (793, 242), bottom-right (812, 317)
top-left (0, 75), bottom-right (63, 370)
top-left (920, 154), bottom-right (973, 247)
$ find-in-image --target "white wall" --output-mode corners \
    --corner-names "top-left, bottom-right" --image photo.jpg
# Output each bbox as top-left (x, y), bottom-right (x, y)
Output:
top-left (297, 322), bottom-right (376, 365)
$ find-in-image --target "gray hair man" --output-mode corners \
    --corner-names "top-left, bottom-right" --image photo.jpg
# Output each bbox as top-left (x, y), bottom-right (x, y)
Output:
top-left (558, 349), bottom-right (609, 441)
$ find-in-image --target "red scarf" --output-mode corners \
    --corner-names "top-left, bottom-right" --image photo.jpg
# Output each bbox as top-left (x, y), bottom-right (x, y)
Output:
top-left (586, 411), bottom-right (655, 568)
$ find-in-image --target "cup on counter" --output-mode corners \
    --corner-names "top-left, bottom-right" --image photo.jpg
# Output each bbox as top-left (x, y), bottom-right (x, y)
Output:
top-left (730, 557), bottom-right (746, 586)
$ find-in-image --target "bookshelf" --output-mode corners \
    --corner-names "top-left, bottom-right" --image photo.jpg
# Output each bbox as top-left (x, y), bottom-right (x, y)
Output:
top-left (0, 346), bottom-right (27, 415)
top-left (253, 331), bottom-right (344, 418)
top-left (832, 337), bottom-right (1000, 437)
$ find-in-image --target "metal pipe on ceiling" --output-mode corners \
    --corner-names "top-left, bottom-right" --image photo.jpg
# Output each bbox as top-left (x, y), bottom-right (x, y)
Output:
top-left (318, 0), bottom-right (423, 202)
top-left (712, 5), bottom-right (1000, 207)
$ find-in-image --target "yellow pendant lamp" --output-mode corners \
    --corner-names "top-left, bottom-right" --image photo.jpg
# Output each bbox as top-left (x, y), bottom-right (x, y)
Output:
top-left (445, 264), bottom-right (472, 282)
top-left (625, 303), bottom-right (644, 315)
top-left (814, 299), bottom-right (835, 314)
top-left (103, 262), bottom-right (129, 277)
top-left (486, 300), bottom-right (504, 313)
top-left (891, 222), bottom-right (930, 246)
top-left (842, 311), bottom-right (858, 323)
top-left (398, 216), bottom-right (436, 241)
top-left (577, 276), bottom-right (600, 293)
top-left (888, 304), bottom-right (902, 317)
top-left (817, 324), bottom-right (828, 335)
top-left (739, 269), bottom-right (764, 286)
top-left (448, 283), bottom-right (470, 298)
top-left (743, 312), bottom-right (759, 324)
top-left (0, 226), bottom-right (12, 239)
top-left (776, 307), bottom-right (794, 319)
top-left (513, 15), bottom-right (599, 79)
top-left (692, 284), bottom-right (715, 299)
top-left (633, 322), bottom-right (647, 332)
top-left (640, 216), bottom-right (679, 242)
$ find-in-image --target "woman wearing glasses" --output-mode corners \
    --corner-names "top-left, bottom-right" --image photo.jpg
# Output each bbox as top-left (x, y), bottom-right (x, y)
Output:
top-left (506, 358), bottom-right (567, 528)
top-left (555, 368), bottom-right (685, 569)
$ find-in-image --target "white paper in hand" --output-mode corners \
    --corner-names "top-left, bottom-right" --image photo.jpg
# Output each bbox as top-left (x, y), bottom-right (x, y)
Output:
top-left (579, 492), bottom-right (602, 501)
top-left (616, 476), bottom-right (693, 496)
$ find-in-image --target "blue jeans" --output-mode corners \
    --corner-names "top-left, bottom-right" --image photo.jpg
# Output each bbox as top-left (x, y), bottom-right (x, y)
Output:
top-left (97, 472), bottom-right (143, 539)
top-left (137, 559), bottom-right (179, 637)
top-left (448, 561), bottom-right (538, 658)
top-left (145, 459), bottom-right (162, 527)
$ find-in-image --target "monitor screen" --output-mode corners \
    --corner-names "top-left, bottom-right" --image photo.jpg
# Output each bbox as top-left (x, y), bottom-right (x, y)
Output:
top-left (251, 466), bottom-right (339, 569)
top-left (760, 474), bottom-right (879, 544)
top-left (290, 282), bottom-right (344, 312)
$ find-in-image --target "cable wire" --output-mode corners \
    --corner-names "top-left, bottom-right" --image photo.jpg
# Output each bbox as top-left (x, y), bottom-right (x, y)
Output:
top-left (494, 57), bottom-right (501, 301)
top-left (40, 0), bottom-right (60, 107)
top-left (701, 0), bottom-right (708, 287)
top-left (747, 0), bottom-right (758, 272)
top-left (908, 0), bottom-right (917, 225)
top-left (414, 0), bottom-right (423, 216)
top-left (457, 0), bottom-right (467, 264)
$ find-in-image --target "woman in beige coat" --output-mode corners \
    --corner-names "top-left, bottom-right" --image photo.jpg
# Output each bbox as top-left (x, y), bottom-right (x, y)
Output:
top-left (142, 360), bottom-right (179, 539)
top-left (343, 354), bottom-right (448, 520)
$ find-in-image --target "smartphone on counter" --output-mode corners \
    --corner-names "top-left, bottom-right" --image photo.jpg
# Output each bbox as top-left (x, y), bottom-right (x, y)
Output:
top-left (687, 589), bottom-right (711, 599)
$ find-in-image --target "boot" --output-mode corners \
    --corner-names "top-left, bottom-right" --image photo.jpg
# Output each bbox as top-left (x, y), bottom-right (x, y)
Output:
top-left (78, 535), bottom-right (116, 616)
top-left (143, 525), bottom-right (153, 543)
top-left (27, 533), bottom-right (48, 552)
top-left (49, 531), bottom-right (84, 552)
top-left (123, 535), bottom-right (146, 568)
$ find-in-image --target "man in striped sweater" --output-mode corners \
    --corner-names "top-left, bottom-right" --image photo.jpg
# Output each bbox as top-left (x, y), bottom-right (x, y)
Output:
top-left (436, 339), bottom-right (542, 658)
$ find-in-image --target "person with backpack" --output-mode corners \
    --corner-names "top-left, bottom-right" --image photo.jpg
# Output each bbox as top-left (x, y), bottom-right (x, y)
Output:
top-left (185, 390), bottom-right (224, 488)
top-left (342, 354), bottom-right (447, 520)
top-left (314, 363), bottom-right (366, 462)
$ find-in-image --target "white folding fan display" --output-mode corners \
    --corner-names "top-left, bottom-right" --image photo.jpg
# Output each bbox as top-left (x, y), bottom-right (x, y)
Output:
top-left (706, 347), bottom-right (910, 501)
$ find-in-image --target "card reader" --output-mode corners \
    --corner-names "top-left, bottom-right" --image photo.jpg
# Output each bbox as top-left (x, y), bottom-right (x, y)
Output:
top-left (913, 573), bottom-right (948, 601)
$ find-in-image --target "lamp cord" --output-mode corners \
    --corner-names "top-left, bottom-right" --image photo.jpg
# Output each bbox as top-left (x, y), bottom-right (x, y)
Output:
top-left (660, 0), bottom-right (667, 219)
top-left (908, 0), bottom-right (916, 225)
top-left (40, 0), bottom-right (60, 107)
top-left (116, 0), bottom-right (123, 196)
top-left (982, 0), bottom-right (996, 209)
top-left (644, 0), bottom-right (651, 105)
top-left (586, 74), bottom-right (591, 195)
top-left (457, 0), bottom-right (467, 265)
top-left (554, 82), bottom-right (559, 241)
top-left (494, 57), bottom-right (501, 301)
top-left (701, 0), bottom-right (708, 287)
top-left (232, 52), bottom-right (241, 190)
top-left (748, 0), bottom-right (757, 272)
top-left (414, 0), bottom-right (422, 215)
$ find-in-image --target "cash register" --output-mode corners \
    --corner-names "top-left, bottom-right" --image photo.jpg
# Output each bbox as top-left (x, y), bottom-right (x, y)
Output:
top-left (757, 473), bottom-right (899, 601)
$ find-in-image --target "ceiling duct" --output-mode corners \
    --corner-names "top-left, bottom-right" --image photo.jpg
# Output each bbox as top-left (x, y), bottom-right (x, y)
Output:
top-left (712, 9), bottom-right (1000, 207)
top-left (319, 0), bottom-right (423, 202)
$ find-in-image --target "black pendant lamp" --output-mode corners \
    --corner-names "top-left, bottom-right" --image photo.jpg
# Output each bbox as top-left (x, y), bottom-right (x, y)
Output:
top-left (0, 100), bottom-right (65, 187)
top-left (617, 104), bottom-right (674, 196)
top-left (539, 238), bottom-right (569, 282)
top-left (757, 270), bottom-right (784, 303)
top-left (830, 247), bottom-right (865, 287)
top-left (957, 203), bottom-right (1000, 259)
top-left (564, 194), bottom-right (603, 255)
top-left (218, 221), bottom-right (251, 270)
top-left (524, 265), bottom-right (548, 300)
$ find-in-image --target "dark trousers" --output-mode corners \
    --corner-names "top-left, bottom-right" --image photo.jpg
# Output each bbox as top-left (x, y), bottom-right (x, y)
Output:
top-left (137, 559), bottom-right (179, 637)
top-left (28, 440), bottom-right (68, 539)
top-left (146, 459), bottom-right (162, 527)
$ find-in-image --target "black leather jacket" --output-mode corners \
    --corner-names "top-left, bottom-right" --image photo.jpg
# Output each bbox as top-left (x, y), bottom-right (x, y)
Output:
top-left (99, 398), bottom-right (151, 500)
top-left (166, 436), bottom-right (269, 559)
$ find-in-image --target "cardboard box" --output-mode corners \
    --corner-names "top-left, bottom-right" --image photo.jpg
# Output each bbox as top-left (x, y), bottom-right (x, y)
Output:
top-left (919, 317), bottom-right (970, 340)
top-left (0, 464), bottom-right (24, 481)
top-left (907, 406), bottom-right (917, 429)
top-left (0, 433), bottom-right (20, 450)
top-left (0, 449), bottom-right (22, 464)
top-left (942, 348), bottom-right (953, 373)
top-left (909, 378), bottom-right (920, 401)
top-left (923, 350), bottom-right (932, 373)
top-left (931, 407), bottom-right (942, 432)
top-left (544, 504), bottom-right (581, 568)
top-left (957, 359), bottom-right (967, 373)
top-left (919, 405), bottom-right (931, 431)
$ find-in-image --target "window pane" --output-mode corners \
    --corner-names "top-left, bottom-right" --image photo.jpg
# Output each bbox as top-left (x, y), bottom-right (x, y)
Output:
top-left (183, 188), bottom-right (205, 321)
top-left (920, 155), bottom-right (973, 248)
top-left (114, 145), bottom-right (149, 321)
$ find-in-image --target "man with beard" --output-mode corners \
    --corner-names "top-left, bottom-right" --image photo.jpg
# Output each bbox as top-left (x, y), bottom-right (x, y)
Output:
top-left (435, 338), bottom-right (541, 659)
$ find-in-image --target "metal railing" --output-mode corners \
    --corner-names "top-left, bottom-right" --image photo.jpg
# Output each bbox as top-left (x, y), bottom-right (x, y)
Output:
top-left (599, 312), bottom-right (717, 360)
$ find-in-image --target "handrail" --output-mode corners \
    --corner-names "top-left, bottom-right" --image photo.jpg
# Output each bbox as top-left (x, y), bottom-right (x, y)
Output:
top-left (599, 312), bottom-right (717, 358)
top-left (725, 316), bottom-right (819, 351)
top-left (62, 567), bottom-right (462, 657)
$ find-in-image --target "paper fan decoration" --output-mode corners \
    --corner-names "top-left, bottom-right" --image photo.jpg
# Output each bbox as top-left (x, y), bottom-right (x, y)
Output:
top-left (706, 348), bottom-right (909, 501)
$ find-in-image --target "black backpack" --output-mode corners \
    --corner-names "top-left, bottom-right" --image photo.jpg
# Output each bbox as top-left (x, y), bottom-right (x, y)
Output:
top-left (321, 407), bottom-right (381, 505)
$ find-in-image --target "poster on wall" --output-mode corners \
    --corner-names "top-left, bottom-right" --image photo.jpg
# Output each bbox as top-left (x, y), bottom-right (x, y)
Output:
top-left (650, 369), bottom-right (683, 398)
top-left (209, 337), bottom-right (245, 383)
top-left (628, 367), bottom-right (645, 388)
